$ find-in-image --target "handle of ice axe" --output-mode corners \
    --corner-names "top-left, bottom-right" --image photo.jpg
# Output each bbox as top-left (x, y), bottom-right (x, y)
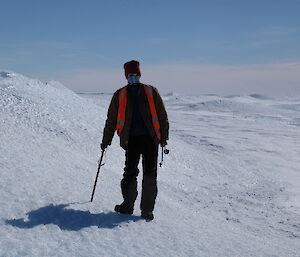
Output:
top-left (159, 146), bottom-right (169, 167)
top-left (90, 149), bottom-right (105, 202)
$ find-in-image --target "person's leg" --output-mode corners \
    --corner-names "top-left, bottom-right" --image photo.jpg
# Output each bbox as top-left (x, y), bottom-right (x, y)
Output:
top-left (140, 136), bottom-right (158, 216)
top-left (116, 137), bottom-right (140, 213)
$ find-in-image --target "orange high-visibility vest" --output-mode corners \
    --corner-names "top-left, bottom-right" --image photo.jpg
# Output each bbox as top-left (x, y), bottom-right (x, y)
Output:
top-left (116, 84), bottom-right (161, 140)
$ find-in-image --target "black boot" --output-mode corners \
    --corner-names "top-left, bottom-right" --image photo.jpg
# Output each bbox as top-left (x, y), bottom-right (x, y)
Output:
top-left (141, 211), bottom-right (154, 221)
top-left (114, 202), bottom-right (133, 215)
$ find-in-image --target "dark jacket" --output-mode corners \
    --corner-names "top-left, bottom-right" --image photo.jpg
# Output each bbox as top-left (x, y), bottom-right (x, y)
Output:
top-left (127, 84), bottom-right (149, 136)
top-left (102, 83), bottom-right (169, 150)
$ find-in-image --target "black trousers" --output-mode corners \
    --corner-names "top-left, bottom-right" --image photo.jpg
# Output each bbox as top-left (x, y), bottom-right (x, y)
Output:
top-left (121, 135), bottom-right (158, 212)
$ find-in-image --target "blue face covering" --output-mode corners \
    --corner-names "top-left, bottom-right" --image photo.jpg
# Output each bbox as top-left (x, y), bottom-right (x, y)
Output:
top-left (127, 74), bottom-right (141, 84)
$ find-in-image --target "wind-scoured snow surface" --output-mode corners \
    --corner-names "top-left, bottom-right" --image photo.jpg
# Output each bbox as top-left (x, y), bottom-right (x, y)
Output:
top-left (1, 71), bottom-right (300, 257)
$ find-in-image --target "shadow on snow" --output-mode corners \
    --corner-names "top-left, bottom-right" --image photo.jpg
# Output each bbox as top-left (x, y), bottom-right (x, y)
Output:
top-left (5, 203), bottom-right (141, 231)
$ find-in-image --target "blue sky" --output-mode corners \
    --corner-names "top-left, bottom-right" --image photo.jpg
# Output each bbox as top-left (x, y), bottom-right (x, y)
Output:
top-left (1, 0), bottom-right (300, 95)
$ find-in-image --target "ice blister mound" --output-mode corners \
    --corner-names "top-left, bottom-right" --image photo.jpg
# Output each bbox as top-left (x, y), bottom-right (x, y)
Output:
top-left (0, 71), bottom-right (104, 219)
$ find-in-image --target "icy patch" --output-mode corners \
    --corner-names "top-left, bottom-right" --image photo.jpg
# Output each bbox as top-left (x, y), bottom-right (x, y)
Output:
top-left (289, 118), bottom-right (300, 126)
top-left (0, 71), bottom-right (12, 78)
top-left (224, 94), bottom-right (242, 98)
top-left (164, 92), bottom-right (179, 97)
top-left (0, 71), bottom-right (15, 89)
top-left (46, 80), bottom-right (67, 90)
top-left (274, 104), bottom-right (300, 112)
top-left (248, 93), bottom-right (271, 100)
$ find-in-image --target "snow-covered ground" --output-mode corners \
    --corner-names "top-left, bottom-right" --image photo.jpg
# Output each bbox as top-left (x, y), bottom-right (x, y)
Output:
top-left (1, 71), bottom-right (300, 257)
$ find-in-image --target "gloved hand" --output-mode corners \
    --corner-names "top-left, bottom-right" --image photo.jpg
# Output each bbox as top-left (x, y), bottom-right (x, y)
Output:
top-left (160, 141), bottom-right (167, 147)
top-left (100, 142), bottom-right (107, 151)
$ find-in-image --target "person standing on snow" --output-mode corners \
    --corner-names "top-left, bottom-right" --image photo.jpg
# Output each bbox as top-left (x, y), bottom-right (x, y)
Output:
top-left (100, 60), bottom-right (169, 220)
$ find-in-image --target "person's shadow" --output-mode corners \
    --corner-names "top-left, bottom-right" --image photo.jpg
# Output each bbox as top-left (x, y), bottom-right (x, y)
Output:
top-left (5, 203), bottom-right (141, 231)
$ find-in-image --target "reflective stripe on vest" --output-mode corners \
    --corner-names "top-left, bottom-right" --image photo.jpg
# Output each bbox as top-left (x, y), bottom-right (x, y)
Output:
top-left (115, 85), bottom-right (161, 140)
top-left (116, 87), bottom-right (127, 136)
top-left (143, 84), bottom-right (161, 140)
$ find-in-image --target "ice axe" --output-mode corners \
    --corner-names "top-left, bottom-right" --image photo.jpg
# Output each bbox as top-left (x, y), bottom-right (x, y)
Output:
top-left (159, 146), bottom-right (169, 167)
top-left (90, 149), bottom-right (105, 202)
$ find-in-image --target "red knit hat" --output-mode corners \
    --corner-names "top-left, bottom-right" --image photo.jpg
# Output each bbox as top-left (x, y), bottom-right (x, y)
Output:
top-left (124, 60), bottom-right (141, 78)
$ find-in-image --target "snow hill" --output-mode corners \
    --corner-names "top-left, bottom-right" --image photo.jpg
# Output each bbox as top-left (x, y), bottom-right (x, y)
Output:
top-left (1, 71), bottom-right (300, 257)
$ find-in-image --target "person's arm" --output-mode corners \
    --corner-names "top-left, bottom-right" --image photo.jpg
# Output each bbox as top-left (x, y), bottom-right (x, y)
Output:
top-left (101, 91), bottom-right (119, 149)
top-left (153, 87), bottom-right (169, 146)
